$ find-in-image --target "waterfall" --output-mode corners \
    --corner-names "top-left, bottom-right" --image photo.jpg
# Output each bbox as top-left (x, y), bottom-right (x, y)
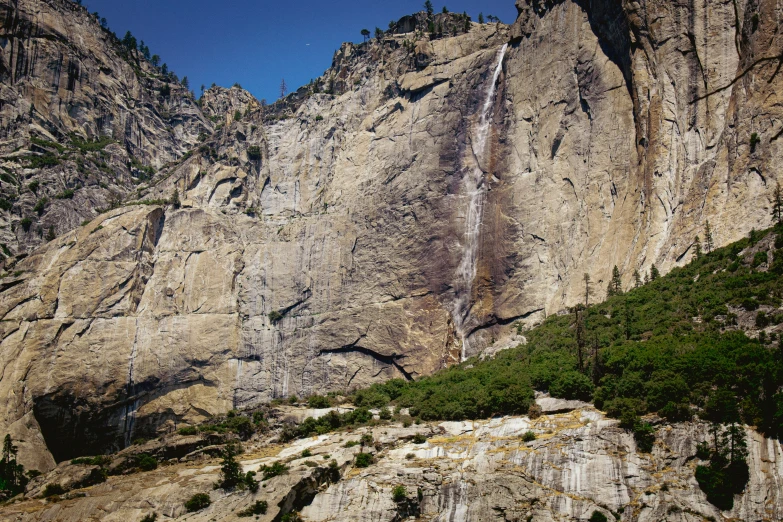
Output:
top-left (452, 44), bottom-right (508, 362)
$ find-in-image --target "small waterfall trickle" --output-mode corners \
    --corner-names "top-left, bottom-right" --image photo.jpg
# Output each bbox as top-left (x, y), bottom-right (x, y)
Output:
top-left (122, 334), bottom-right (140, 447)
top-left (452, 43), bottom-right (508, 362)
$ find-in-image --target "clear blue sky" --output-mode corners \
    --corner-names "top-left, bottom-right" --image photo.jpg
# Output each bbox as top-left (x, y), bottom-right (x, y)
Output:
top-left (82, 0), bottom-right (518, 102)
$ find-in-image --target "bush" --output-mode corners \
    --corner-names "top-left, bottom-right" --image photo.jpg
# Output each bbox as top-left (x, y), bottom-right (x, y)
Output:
top-left (589, 512), bottom-right (608, 522)
top-left (177, 426), bottom-right (198, 436)
top-left (28, 180), bottom-right (39, 193)
top-left (260, 461), bottom-right (288, 481)
top-left (247, 146), bottom-right (262, 160)
top-left (28, 154), bottom-right (60, 169)
top-left (71, 455), bottom-right (111, 466)
top-left (522, 431), bottom-right (536, 442)
top-left (20, 217), bottom-right (33, 232)
top-left (55, 189), bottom-right (75, 199)
top-left (301, 449), bottom-right (312, 458)
top-left (696, 441), bottom-right (711, 460)
top-left (753, 251), bottom-right (768, 268)
top-left (392, 484), bottom-right (407, 502)
top-left (42, 483), bottom-right (66, 497)
top-left (135, 453), bottom-right (157, 471)
top-left (412, 434), bottom-right (427, 444)
top-left (140, 514), bottom-right (157, 522)
top-left (268, 310), bottom-right (284, 323)
top-left (659, 402), bottom-right (691, 422)
top-left (549, 371), bottom-right (594, 401)
top-left (355, 452), bottom-right (373, 468)
top-left (307, 395), bottom-right (331, 408)
top-left (238, 500), bottom-right (268, 517)
top-left (184, 493), bottom-right (211, 512)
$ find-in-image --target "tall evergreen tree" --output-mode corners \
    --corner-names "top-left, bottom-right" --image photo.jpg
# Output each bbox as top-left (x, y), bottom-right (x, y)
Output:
top-left (694, 235), bottom-right (702, 259)
top-left (650, 264), bottom-right (660, 281)
top-left (583, 273), bottom-right (591, 307)
top-left (279, 78), bottom-right (287, 99)
top-left (360, 28), bottom-right (370, 42)
top-left (424, 0), bottom-right (434, 17)
top-left (704, 220), bottom-right (714, 253)
top-left (607, 265), bottom-right (622, 296)
top-left (633, 269), bottom-right (641, 288)
top-left (772, 182), bottom-right (783, 225)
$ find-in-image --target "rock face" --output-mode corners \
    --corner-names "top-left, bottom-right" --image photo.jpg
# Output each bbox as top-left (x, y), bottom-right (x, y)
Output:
top-left (1, 405), bottom-right (782, 521)
top-left (0, 0), bottom-right (782, 470)
top-left (0, 0), bottom-right (211, 256)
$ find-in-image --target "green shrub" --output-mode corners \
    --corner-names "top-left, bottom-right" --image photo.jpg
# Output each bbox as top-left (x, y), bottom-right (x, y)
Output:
top-left (28, 154), bottom-right (60, 169)
top-left (56, 189), bottom-right (75, 199)
top-left (695, 441), bottom-right (711, 460)
top-left (135, 453), bottom-right (157, 471)
top-left (237, 500), bottom-right (268, 517)
top-left (260, 461), bottom-right (288, 481)
top-left (33, 198), bottom-right (47, 215)
top-left (753, 251), bottom-right (768, 268)
top-left (521, 431), bottom-right (536, 442)
top-left (307, 395), bottom-right (331, 408)
top-left (177, 426), bottom-right (198, 436)
top-left (268, 310), bottom-right (284, 323)
top-left (184, 492), bottom-right (211, 512)
top-left (71, 135), bottom-right (114, 153)
top-left (549, 371), bottom-right (593, 401)
top-left (42, 483), bottom-right (66, 497)
top-left (247, 146), bottom-right (262, 160)
top-left (301, 449), bottom-right (312, 458)
top-left (344, 440), bottom-right (359, 448)
top-left (392, 484), bottom-right (407, 502)
top-left (412, 434), bottom-right (427, 444)
top-left (354, 452), bottom-right (373, 468)
top-left (28, 180), bottom-right (39, 193)
top-left (589, 512), bottom-right (608, 522)
top-left (71, 455), bottom-right (111, 466)
top-left (140, 513), bottom-right (157, 522)
top-left (0, 199), bottom-right (12, 211)
top-left (20, 217), bottom-right (33, 232)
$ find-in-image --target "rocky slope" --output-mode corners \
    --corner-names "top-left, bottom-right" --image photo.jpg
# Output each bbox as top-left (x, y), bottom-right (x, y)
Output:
top-left (1, 399), bottom-right (782, 521)
top-left (1, 0), bottom-right (783, 473)
top-left (0, 0), bottom-right (211, 257)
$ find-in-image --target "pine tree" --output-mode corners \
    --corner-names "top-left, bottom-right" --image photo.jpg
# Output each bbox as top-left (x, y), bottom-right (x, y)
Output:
top-left (772, 182), bottom-right (783, 225)
top-left (633, 269), bottom-right (641, 288)
top-left (216, 442), bottom-right (243, 490)
top-left (624, 297), bottom-right (633, 340)
top-left (181, 76), bottom-right (189, 89)
top-left (375, 27), bottom-right (383, 40)
top-left (151, 55), bottom-right (160, 67)
top-left (583, 273), bottom-right (591, 307)
top-left (122, 31), bottom-right (137, 51)
top-left (704, 220), bottom-right (714, 253)
top-left (694, 236), bottom-right (702, 259)
top-left (478, 12), bottom-right (484, 24)
top-left (424, 0), bottom-right (434, 17)
top-left (279, 78), bottom-right (287, 99)
top-left (607, 265), bottom-right (622, 296)
top-left (650, 264), bottom-right (660, 281)
top-left (360, 28), bottom-right (370, 42)
top-left (574, 306), bottom-right (585, 372)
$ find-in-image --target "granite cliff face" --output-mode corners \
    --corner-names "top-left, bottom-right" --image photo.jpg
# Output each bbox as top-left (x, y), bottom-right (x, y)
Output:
top-left (0, 0), bottom-right (211, 257)
top-left (0, 0), bottom-right (782, 475)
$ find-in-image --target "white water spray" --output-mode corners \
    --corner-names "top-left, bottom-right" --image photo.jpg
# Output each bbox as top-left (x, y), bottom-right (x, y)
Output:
top-left (453, 43), bottom-right (507, 362)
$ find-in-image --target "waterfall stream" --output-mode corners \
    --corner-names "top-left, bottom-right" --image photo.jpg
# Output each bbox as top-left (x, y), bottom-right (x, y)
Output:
top-left (452, 43), bottom-right (508, 362)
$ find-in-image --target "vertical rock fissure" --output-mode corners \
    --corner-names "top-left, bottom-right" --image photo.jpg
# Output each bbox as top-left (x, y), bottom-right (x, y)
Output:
top-left (452, 43), bottom-right (507, 362)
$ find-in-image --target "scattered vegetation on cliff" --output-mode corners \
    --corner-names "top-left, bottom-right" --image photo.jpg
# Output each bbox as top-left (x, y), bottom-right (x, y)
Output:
top-left (0, 435), bottom-right (28, 500)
